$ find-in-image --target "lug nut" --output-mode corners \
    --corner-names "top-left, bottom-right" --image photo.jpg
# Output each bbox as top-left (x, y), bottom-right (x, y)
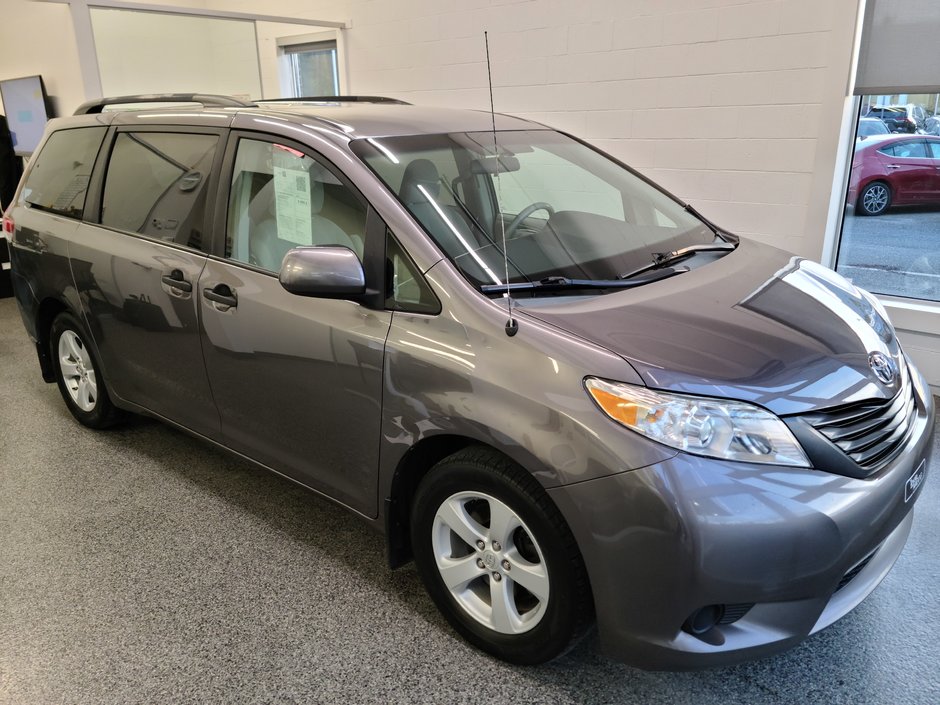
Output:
top-left (476, 540), bottom-right (485, 550)
top-left (476, 558), bottom-right (485, 569)
top-left (501, 559), bottom-right (511, 571)
top-left (492, 572), bottom-right (502, 582)
top-left (492, 541), bottom-right (501, 551)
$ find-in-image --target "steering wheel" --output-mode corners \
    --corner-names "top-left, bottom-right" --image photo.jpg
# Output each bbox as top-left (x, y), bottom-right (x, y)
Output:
top-left (505, 202), bottom-right (555, 238)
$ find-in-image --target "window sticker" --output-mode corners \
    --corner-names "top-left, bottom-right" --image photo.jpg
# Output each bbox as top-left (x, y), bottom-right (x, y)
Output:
top-left (272, 149), bottom-right (313, 245)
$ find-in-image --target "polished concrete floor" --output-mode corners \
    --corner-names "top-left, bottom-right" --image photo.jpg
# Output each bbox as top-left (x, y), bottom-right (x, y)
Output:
top-left (1, 296), bottom-right (939, 704)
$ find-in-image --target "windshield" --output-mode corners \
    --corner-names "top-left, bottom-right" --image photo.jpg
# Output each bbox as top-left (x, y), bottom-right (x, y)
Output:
top-left (351, 130), bottom-right (719, 290)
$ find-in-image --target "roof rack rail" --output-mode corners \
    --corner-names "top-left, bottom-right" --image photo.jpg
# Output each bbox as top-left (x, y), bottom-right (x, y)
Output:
top-left (257, 95), bottom-right (411, 105)
top-left (74, 93), bottom-right (255, 115)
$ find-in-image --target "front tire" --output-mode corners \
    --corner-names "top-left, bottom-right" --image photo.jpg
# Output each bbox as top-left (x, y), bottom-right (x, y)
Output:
top-left (856, 181), bottom-right (891, 216)
top-left (410, 447), bottom-right (593, 664)
top-left (50, 312), bottom-right (122, 428)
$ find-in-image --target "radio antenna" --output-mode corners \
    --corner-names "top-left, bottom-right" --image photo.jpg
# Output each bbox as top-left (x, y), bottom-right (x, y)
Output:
top-left (485, 31), bottom-right (518, 337)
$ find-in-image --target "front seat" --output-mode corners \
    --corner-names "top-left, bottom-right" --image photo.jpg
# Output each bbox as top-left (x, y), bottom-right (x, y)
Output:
top-left (398, 159), bottom-right (480, 258)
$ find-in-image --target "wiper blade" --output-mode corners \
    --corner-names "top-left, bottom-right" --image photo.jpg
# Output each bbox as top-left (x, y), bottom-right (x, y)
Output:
top-left (619, 242), bottom-right (736, 280)
top-left (481, 267), bottom-right (689, 294)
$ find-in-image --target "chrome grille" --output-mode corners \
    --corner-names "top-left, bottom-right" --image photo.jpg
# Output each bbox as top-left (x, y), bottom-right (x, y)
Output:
top-left (800, 364), bottom-right (916, 472)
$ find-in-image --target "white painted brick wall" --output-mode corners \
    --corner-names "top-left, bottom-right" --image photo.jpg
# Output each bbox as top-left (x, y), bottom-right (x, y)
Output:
top-left (2, 0), bottom-right (860, 258)
top-left (338, 0), bottom-right (860, 258)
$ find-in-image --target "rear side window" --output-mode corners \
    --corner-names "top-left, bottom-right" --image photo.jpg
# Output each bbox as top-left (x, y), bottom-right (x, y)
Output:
top-left (877, 142), bottom-right (928, 158)
top-left (101, 132), bottom-right (219, 252)
top-left (21, 126), bottom-right (106, 218)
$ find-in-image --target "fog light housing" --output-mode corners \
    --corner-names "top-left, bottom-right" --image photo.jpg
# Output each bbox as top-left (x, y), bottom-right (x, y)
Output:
top-left (683, 604), bottom-right (725, 636)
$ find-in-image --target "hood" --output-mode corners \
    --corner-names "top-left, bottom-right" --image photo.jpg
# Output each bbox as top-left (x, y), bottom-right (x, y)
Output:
top-left (518, 239), bottom-right (902, 416)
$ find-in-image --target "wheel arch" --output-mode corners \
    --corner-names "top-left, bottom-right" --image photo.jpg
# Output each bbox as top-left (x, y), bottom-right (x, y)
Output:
top-left (35, 297), bottom-right (71, 382)
top-left (385, 434), bottom-right (552, 569)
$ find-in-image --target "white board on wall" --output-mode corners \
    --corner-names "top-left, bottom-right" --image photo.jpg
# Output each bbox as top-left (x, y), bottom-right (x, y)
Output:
top-left (90, 8), bottom-right (262, 100)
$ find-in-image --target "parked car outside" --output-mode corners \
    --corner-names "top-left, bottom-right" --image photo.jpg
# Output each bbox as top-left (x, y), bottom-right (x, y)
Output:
top-left (925, 115), bottom-right (940, 136)
top-left (865, 104), bottom-right (927, 133)
top-left (5, 95), bottom-right (933, 670)
top-left (848, 134), bottom-right (940, 215)
top-left (857, 116), bottom-right (890, 139)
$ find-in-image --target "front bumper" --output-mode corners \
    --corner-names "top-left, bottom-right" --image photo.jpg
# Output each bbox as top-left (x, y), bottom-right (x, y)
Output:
top-left (548, 375), bottom-right (934, 670)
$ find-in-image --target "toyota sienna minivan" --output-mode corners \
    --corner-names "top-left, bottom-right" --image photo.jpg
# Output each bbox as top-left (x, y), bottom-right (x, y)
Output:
top-left (6, 94), bottom-right (933, 670)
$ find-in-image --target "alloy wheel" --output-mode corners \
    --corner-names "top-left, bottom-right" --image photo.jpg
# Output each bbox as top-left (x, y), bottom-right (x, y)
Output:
top-left (58, 330), bottom-right (98, 412)
top-left (431, 491), bottom-right (549, 634)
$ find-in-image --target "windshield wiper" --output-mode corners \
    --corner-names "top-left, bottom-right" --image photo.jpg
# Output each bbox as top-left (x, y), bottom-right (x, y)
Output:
top-left (481, 267), bottom-right (689, 294)
top-left (619, 242), bottom-right (736, 280)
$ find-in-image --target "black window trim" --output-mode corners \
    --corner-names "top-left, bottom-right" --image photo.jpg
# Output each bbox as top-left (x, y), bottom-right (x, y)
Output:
top-left (85, 124), bottom-right (228, 256)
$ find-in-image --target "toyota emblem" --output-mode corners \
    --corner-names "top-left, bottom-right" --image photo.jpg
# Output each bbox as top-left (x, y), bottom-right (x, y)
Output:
top-left (869, 352), bottom-right (896, 385)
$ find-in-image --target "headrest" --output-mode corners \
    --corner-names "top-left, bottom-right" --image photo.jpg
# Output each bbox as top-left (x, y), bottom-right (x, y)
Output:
top-left (399, 158), bottom-right (441, 205)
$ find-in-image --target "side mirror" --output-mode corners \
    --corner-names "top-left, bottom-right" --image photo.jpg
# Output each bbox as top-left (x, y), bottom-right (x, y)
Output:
top-left (279, 246), bottom-right (366, 298)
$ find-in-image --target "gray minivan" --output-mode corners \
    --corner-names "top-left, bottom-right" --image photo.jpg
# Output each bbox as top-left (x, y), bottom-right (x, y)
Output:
top-left (6, 94), bottom-right (933, 669)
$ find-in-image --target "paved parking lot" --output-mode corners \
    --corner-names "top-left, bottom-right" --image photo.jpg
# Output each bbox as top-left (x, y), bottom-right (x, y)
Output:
top-left (837, 205), bottom-right (940, 301)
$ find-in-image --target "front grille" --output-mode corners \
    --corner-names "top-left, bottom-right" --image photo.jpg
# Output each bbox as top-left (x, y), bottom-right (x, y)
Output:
top-left (718, 603), bottom-right (754, 625)
top-left (799, 363), bottom-right (916, 472)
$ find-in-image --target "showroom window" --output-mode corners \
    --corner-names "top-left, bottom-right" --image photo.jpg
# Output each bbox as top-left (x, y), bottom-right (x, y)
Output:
top-left (101, 132), bottom-right (218, 251)
top-left (833, 1), bottom-right (940, 304)
top-left (282, 40), bottom-right (339, 97)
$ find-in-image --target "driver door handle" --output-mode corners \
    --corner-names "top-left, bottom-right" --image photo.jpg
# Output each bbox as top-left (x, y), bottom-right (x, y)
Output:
top-left (203, 283), bottom-right (237, 308)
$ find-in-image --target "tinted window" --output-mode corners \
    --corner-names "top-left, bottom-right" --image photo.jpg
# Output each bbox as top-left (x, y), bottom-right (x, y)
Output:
top-left (929, 142), bottom-right (940, 159)
top-left (21, 126), bottom-right (106, 218)
top-left (101, 132), bottom-right (218, 251)
top-left (226, 138), bottom-right (366, 271)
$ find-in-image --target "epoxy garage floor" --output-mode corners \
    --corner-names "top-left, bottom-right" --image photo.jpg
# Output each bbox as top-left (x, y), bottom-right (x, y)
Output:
top-left (1, 296), bottom-right (939, 705)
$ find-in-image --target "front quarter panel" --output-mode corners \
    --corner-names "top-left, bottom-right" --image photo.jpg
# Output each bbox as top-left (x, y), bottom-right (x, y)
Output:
top-left (379, 258), bottom-right (678, 497)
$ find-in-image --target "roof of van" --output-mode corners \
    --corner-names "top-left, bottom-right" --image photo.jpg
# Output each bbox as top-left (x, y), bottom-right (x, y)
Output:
top-left (246, 102), bottom-right (545, 138)
top-left (69, 96), bottom-right (546, 140)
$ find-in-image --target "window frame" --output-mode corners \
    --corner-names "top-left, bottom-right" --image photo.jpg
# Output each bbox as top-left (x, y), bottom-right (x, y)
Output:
top-left (277, 30), bottom-right (346, 98)
top-left (85, 124), bottom-right (228, 256)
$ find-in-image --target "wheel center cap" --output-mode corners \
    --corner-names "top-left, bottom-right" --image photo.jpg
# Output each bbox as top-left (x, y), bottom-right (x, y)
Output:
top-left (482, 551), bottom-right (498, 569)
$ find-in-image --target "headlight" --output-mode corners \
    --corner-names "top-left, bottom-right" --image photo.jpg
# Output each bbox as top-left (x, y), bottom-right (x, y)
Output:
top-left (585, 377), bottom-right (810, 467)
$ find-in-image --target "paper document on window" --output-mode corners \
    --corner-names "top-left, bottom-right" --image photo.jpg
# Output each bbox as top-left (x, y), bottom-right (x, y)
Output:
top-left (273, 166), bottom-right (313, 245)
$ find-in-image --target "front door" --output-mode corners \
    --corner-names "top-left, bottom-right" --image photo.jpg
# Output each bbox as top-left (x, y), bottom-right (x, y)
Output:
top-left (198, 135), bottom-right (391, 516)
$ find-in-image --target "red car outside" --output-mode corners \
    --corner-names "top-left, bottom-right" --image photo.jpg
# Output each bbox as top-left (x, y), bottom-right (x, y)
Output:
top-left (847, 134), bottom-right (940, 216)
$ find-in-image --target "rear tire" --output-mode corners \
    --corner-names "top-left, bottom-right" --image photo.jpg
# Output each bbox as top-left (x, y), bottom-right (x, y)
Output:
top-left (50, 312), bottom-right (122, 429)
top-left (410, 446), bottom-right (593, 664)
top-left (856, 181), bottom-right (891, 216)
